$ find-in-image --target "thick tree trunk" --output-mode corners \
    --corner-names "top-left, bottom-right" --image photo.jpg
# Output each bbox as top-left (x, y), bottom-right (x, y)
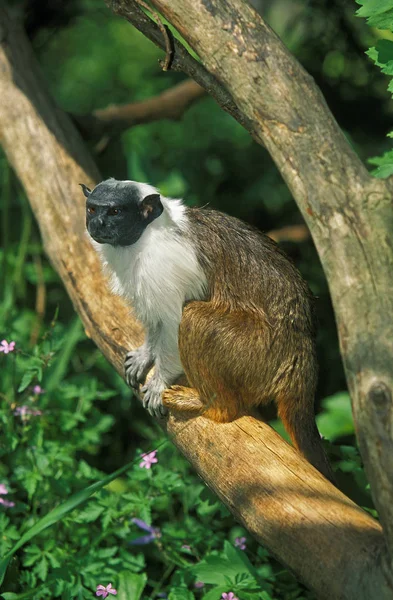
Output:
top-left (0, 6), bottom-right (392, 599)
top-left (112, 0), bottom-right (393, 580)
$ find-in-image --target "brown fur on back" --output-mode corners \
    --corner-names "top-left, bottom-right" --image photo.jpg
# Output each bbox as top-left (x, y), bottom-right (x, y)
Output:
top-left (164, 207), bottom-right (334, 482)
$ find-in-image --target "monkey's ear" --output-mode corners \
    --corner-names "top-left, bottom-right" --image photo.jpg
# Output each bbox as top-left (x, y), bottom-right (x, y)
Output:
top-left (141, 193), bottom-right (163, 222)
top-left (79, 183), bottom-right (92, 198)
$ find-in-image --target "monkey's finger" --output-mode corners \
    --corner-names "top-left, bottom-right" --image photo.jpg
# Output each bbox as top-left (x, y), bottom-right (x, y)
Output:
top-left (157, 401), bottom-right (168, 418)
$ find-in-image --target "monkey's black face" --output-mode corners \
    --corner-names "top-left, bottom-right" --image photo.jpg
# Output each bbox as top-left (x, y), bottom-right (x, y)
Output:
top-left (82, 179), bottom-right (163, 247)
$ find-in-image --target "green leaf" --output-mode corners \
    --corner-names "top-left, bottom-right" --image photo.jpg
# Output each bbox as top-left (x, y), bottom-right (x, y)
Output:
top-left (23, 544), bottom-right (42, 567)
top-left (45, 317), bottom-right (83, 392)
top-left (17, 370), bottom-right (37, 393)
top-left (202, 587), bottom-right (230, 600)
top-left (35, 556), bottom-right (48, 581)
top-left (224, 541), bottom-right (261, 586)
top-left (168, 587), bottom-right (195, 600)
top-left (46, 552), bottom-right (61, 569)
top-left (372, 163), bottom-right (393, 178)
top-left (375, 39), bottom-right (393, 66)
top-left (117, 571), bottom-right (147, 600)
top-left (356, 0), bottom-right (393, 29)
top-left (192, 556), bottom-right (237, 586)
top-left (96, 546), bottom-right (118, 559)
top-left (316, 392), bottom-right (354, 440)
top-left (73, 503), bottom-right (104, 523)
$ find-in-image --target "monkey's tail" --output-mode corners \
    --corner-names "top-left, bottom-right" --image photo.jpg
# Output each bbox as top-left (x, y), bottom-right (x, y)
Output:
top-left (278, 399), bottom-right (336, 485)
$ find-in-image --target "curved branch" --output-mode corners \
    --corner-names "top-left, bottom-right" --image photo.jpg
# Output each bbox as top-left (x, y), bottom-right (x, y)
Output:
top-left (0, 8), bottom-right (391, 598)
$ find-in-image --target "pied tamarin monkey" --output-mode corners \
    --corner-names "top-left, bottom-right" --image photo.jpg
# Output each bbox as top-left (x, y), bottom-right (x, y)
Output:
top-left (82, 178), bottom-right (334, 483)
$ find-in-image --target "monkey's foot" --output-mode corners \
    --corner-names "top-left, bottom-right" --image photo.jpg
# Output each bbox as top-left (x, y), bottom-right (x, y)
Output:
top-left (162, 385), bottom-right (204, 415)
top-left (141, 376), bottom-right (168, 419)
top-left (125, 346), bottom-right (154, 388)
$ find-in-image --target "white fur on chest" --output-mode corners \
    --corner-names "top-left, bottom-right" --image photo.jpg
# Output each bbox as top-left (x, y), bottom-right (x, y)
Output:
top-left (92, 199), bottom-right (207, 331)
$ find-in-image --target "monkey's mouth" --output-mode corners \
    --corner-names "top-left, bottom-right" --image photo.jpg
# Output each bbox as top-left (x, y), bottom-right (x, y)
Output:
top-left (90, 234), bottom-right (116, 245)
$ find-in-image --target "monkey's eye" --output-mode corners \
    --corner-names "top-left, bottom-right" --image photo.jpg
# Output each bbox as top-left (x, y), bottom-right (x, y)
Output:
top-left (87, 206), bottom-right (95, 215)
top-left (109, 207), bottom-right (121, 216)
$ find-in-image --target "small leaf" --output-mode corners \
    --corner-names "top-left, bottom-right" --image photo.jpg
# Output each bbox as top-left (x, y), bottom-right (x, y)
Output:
top-left (201, 586), bottom-right (229, 600)
top-left (192, 556), bottom-right (235, 586)
top-left (168, 587), bottom-right (195, 600)
top-left (117, 571), bottom-right (147, 600)
top-left (17, 370), bottom-right (37, 393)
top-left (96, 546), bottom-right (118, 559)
top-left (23, 544), bottom-right (42, 567)
top-left (224, 541), bottom-right (260, 584)
top-left (35, 555), bottom-right (48, 581)
top-left (74, 503), bottom-right (104, 523)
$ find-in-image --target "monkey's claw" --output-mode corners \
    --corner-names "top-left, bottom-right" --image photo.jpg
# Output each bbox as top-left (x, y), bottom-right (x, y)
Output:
top-left (124, 346), bottom-right (153, 388)
top-left (141, 377), bottom-right (168, 419)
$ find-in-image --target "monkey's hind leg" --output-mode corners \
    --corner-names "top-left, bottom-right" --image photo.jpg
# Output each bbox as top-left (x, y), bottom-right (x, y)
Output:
top-left (162, 385), bottom-right (205, 416)
top-left (173, 301), bottom-right (253, 422)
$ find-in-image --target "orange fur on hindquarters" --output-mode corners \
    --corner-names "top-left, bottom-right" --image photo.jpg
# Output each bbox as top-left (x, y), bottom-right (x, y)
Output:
top-left (167, 299), bottom-right (335, 483)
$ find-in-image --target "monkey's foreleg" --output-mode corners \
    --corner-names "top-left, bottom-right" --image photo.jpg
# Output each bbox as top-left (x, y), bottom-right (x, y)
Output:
top-left (139, 326), bottom-right (185, 419)
top-left (124, 344), bottom-right (154, 388)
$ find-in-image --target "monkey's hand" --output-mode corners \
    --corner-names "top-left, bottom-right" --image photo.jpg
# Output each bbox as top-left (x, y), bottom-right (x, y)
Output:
top-left (141, 375), bottom-right (168, 419)
top-left (124, 345), bottom-right (154, 389)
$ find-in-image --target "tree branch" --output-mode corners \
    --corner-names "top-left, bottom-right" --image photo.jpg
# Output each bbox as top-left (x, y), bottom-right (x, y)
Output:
top-left (0, 8), bottom-right (392, 598)
top-left (116, 0), bottom-right (393, 573)
top-left (267, 224), bottom-right (309, 243)
top-left (74, 79), bottom-right (206, 149)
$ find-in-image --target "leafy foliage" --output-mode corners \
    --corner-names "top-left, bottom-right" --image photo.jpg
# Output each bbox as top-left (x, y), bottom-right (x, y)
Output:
top-left (357, 0), bottom-right (393, 175)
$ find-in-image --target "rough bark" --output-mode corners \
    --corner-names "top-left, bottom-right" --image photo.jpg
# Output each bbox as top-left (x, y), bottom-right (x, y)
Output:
top-left (0, 6), bottom-right (392, 600)
top-left (113, 0), bottom-right (393, 579)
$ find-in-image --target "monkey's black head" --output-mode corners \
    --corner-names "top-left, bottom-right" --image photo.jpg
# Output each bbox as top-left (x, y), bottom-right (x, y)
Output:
top-left (82, 178), bottom-right (163, 247)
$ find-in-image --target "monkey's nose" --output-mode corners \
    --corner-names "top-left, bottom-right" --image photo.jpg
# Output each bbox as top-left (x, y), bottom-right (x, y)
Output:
top-left (97, 217), bottom-right (105, 227)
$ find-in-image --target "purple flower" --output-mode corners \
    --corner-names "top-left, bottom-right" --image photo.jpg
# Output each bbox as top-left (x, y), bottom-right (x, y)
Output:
top-left (139, 450), bottom-right (158, 469)
top-left (33, 385), bottom-right (45, 395)
top-left (234, 536), bottom-right (247, 550)
top-left (96, 583), bottom-right (117, 597)
top-left (222, 594), bottom-right (239, 600)
top-left (0, 497), bottom-right (15, 508)
top-left (14, 405), bottom-right (42, 418)
top-left (194, 581), bottom-right (205, 589)
top-left (130, 517), bottom-right (161, 545)
top-left (0, 484), bottom-right (15, 508)
top-left (0, 340), bottom-right (15, 354)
